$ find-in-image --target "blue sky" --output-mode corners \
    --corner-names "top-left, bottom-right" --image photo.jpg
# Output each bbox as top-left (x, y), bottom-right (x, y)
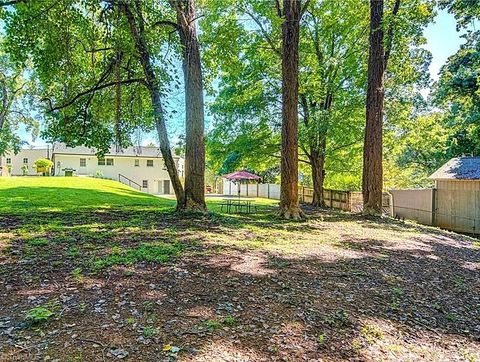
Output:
top-left (20, 9), bottom-right (466, 147)
top-left (423, 9), bottom-right (466, 81)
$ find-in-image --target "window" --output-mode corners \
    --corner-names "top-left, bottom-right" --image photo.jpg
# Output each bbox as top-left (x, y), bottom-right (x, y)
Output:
top-left (134, 159), bottom-right (139, 167)
top-left (80, 158), bottom-right (86, 167)
top-left (98, 158), bottom-right (105, 166)
top-left (142, 180), bottom-right (148, 188)
top-left (23, 158), bottom-right (28, 164)
top-left (106, 158), bottom-right (114, 166)
top-left (6, 158), bottom-right (11, 164)
top-left (146, 159), bottom-right (154, 167)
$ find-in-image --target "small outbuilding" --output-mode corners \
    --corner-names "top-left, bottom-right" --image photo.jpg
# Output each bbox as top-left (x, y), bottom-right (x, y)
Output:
top-left (429, 157), bottom-right (480, 233)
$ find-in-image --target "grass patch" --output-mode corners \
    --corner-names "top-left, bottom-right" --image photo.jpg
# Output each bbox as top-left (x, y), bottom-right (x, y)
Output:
top-left (26, 238), bottom-right (50, 247)
top-left (94, 242), bottom-right (183, 270)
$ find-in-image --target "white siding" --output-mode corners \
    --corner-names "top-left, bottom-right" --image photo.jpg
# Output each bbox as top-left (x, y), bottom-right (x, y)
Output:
top-left (1, 149), bottom-right (50, 176)
top-left (222, 179), bottom-right (280, 199)
top-left (53, 154), bottom-right (176, 194)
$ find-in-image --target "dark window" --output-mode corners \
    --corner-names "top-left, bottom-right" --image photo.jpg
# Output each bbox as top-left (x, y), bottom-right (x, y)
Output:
top-left (6, 158), bottom-right (11, 164)
top-left (106, 158), bottom-right (114, 166)
top-left (142, 180), bottom-right (148, 188)
top-left (80, 158), bottom-right (86, 167)
top-left (23, 158), bottom-right (28, 164)
top-left (98, 158), bottom-right (105, 166)
top-left (134, 159), bottom-right (139, 167)
top-left (147, 160), bottom-right (154, 167)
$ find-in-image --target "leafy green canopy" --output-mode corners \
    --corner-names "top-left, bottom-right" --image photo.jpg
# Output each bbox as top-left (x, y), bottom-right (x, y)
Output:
top-left (0, 35), bottom-right (40, 154)
top-left (202, 0), bottom-right (435, 190)
top-left (433, 0), bottom-right (479, 158)
top-left (2, 0), bottom-right (181, 155)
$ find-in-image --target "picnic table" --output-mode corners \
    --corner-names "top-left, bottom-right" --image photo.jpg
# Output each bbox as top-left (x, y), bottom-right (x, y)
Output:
top-left (220, 198), bottom-right (257, 214)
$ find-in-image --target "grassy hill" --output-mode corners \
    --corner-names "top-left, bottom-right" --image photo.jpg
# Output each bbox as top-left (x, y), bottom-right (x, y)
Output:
top-left (0, 176), bottom-right (175, 214)
top-left (0, 176), bottom-right (479, 361)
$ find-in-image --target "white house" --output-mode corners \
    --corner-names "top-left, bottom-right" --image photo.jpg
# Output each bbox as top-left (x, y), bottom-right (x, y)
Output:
top-left (0, 143), bottom-right (184, 195)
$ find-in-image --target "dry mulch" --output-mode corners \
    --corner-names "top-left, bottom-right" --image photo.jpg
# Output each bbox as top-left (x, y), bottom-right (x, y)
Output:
top-left (0, 208), bottom-right (479, 361)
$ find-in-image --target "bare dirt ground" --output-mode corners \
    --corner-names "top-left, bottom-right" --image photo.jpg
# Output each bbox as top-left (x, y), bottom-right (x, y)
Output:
top-left (1, 207), bottom-right (479, 361)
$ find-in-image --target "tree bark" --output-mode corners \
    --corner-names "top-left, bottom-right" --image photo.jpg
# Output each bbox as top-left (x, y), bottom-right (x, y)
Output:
top-left (362, 0), bottom-right (385, 215)
top-left (120, 2), bottom-right (185, 209)
top-left (310, 139), bottom-right (326, 207)
top-left (279, 0), bottom-right (304, 219)
top-left (0, 78), bottom-right (7, 131)
top-left (172, 0), bottom-right (207, 212)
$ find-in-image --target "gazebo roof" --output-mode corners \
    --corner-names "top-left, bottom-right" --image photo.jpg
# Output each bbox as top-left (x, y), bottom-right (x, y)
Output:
top-left (223, 170), bottom-right (261, 181)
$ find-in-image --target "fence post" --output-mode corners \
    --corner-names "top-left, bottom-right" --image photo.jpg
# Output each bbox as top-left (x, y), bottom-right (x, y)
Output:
top-left (267, 183), bottom-right (270, 199)
top-left (257, 183), bottom-right (259, 197)
top-left (431, 188), bottom-right (436, 226)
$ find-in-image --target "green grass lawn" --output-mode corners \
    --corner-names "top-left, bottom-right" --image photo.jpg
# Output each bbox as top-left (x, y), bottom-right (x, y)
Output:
top-left (0, 176), bottom-right (479, 361)
top-left (0, 176), bottom-right (174, 213)
top-left (0, 176), bottom-right (275, 214)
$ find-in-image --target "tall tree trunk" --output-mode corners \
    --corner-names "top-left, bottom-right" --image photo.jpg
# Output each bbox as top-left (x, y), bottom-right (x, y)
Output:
top-left (172, 0), bottom-right (207, 212)
top-left (310, 138), bottom-right (326, 207)
top-left (362, 0), bottom-right (385, 215)
top-left (120, 2), bottom-right (185, 209)
top-left (279, 0), bottom-right (304, 219)
top-left (0, 78), bottom-right (7, 131)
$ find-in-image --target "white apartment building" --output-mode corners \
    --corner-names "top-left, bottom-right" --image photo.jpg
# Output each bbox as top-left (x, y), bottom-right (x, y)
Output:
top-left (0, 143), bottom-right (184, 195)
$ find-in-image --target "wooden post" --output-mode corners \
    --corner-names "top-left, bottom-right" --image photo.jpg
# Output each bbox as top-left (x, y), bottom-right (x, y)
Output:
top-left (267, 183), bottom-right (270, 199)
top-left (431, 188), bottom-right (436, 226)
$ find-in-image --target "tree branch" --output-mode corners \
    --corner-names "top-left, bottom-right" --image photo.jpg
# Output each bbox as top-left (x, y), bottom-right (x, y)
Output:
top-left (300, 0), bottom-right (311, 16)
top-left (45, 78), bottom-right (145, 112)
top-left (244, 9), bottom-right (281, 56)
top-left (384, 0), bottom-right (401, 70)
top-left (153, 20), bottom-right (180, 31)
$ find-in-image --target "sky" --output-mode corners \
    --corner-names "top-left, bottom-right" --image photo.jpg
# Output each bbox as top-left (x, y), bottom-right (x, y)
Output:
top-left (423, 9), bottom-right (466, 82)
top-left (19, 8), bottom-right (466, 148)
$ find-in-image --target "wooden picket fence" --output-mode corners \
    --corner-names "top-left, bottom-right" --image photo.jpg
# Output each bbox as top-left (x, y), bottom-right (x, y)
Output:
top-left (298, 186), bottom-right (390, 213)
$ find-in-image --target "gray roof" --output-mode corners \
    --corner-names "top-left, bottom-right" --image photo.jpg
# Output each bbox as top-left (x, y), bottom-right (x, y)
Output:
top-left (51, 143), bottom-right (178, 159)
top-left (429, 157), bottom-right (480, 180)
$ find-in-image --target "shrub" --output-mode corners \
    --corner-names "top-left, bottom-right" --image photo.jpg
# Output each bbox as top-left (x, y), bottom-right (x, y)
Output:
top-left (34, 158), bottom-right (53, 175)
top-left (21, 164), bottom-right (29, 176)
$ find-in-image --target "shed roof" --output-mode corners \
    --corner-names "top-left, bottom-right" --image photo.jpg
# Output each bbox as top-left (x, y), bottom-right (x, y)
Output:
top-left (429, 157), bottom-right (480, 180)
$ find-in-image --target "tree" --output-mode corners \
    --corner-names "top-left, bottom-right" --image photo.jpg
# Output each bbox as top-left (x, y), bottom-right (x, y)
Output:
top-left (169, 0), bottom-right (206, 212)
top-left (434, 0), bottom-right (479, 157)
top-left (299, 0), bottom-right (368, 206)
top-left (278, 0), bottom-right (306, 219)
top-left (362, 0), bottom-right (386, 215)
top-left (0, 35), bottom-right (39, 154)
top-left (118, 1), bottom-right (186, 209)
top-left (2, 0), bottom-right (188, 209)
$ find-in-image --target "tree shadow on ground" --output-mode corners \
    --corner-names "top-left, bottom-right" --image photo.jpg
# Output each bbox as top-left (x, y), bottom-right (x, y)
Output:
top-left (1, 192), bottom-right (479, 360)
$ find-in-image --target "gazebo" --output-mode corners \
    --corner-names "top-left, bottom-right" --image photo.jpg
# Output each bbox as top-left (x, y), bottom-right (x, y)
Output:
top-left (223, 170), bottom-right (261, 199)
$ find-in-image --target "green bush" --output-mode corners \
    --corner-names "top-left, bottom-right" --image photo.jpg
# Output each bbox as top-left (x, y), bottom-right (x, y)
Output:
top-left (34, 158), bottom-right (53, 174)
